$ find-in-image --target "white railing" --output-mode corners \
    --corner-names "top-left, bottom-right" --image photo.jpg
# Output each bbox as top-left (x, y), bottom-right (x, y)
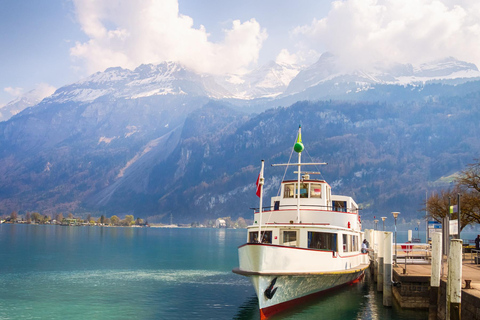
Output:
top-left (393, 243), bottom-right (431, 263)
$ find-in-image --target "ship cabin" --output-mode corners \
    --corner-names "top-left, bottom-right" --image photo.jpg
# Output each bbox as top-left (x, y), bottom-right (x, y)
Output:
top-left (249, 175), bottom-right (362, 253)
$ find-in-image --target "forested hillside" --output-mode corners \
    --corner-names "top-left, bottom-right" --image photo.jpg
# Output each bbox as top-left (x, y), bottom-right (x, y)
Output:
top-left (1, 85), bottom-right (480, 224)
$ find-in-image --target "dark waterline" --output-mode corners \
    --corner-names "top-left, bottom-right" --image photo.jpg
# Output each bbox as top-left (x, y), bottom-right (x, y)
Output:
top-left (0, 224), bottom-right (433, 319)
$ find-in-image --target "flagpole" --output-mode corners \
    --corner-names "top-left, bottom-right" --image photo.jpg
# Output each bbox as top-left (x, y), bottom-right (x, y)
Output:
top-left (258, 160), bottom-right (264, 242)
top-left (293, 126), bottom-right (304, 223)
top-left (297, 149), bottom-right (301, 223)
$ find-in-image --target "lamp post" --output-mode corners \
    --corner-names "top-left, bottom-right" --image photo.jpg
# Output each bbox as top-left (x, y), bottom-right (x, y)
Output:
top-left (417, 221), bottom-right (421, 241)
top-left (381, 217), bottom-right (386, 231)
top-left (374, 219), bottom-right (379, 230)
top-left (392, 212), bottom-right (400, 265)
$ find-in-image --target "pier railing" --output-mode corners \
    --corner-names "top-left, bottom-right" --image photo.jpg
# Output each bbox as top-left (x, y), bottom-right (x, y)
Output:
top-left (393, 243), bottom-right (431, 263)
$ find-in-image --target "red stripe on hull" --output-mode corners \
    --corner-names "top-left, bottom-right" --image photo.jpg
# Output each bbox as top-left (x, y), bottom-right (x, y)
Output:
top-left (259, 271), bottom-right (365, 319)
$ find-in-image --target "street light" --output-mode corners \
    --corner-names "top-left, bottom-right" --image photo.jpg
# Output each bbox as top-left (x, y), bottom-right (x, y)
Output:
top-left (381, 217), bottom-right (386, 231)
top-left (392, 212), bottom-right (400, 265)
top-left (417, 221), bottom-right (421, 241)
top-left (374, 219), bottom-right (379, 230)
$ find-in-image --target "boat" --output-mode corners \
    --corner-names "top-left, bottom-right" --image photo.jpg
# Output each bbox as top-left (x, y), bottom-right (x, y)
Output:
top-left (233, 126), bottom-right (369, 319)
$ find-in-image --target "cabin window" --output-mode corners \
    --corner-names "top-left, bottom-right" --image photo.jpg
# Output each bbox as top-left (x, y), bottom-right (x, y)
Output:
top-left (308, 232), bottom-right (337, 251)
top-left (274, 201), bottom-right (280, 211)
top-left (352, 236), bottom-right (356, 252)
top-left (310, 184), bottom-right (322, 198)
top-left (282, 230), bottom-right (297, 247)
top-left (333, 201), bottom-right (347, 212)
top-left (299, 183), bottom-right (309, 198)
top-left (248, 231), bottom-right (272, 243)
top-left (261, 231), bottom-right (272, 244)
top-left (283, 184), bottom-right (295, 198)
top-left (343, 234), bottom-right (352, 252)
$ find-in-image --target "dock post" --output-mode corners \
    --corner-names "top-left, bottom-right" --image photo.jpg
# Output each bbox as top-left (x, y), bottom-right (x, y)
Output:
top-left (366, 229), bottom-right (374, 275)
top-left (373, 230), bottom-right (378, 281)
top-left (367, 229), bottom-right (373, 247)
top-left (408, 230), bottom-right (412, 242)
top-left (429, 232), bottom-right (442, 320)
top-left (367, 229), bottom-right (375, 276)
top-left (377, 230), bottom-right (384, 292)
top-left (447, 239), bottom-right (462, 320)
top-left (383, 231), bottom-right (393, 306)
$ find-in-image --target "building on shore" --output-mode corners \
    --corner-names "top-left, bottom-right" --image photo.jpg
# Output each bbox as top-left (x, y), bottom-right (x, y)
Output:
top-left (215, 218), bottom-right (226, 228)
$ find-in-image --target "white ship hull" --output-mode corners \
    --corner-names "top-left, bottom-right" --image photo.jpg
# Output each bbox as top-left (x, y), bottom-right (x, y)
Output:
top-left (234, 243), bottom-right (368, 318)
top-left (248, 270), bottom-right (365, 318)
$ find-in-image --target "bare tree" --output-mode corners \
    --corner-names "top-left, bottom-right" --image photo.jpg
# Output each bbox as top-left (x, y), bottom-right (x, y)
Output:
top-left (10, 211), bottom-right (18, 222)
top-left (426, 159), bottom-right (480, 230)
top-left (456, 160), bottom-right (480, 192)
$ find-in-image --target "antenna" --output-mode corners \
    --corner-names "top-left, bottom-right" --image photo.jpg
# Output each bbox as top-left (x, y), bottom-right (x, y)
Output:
top-left (293, 171), bottom-right (321, 174)
top-left (272, 162), bottom-right (327, 167)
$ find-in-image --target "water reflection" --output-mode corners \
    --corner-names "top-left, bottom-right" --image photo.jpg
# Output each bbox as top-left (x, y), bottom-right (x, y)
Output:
top-left (217, 228), bottom-right (226, 245)
top-left (233, 296), bottom-right (259, 320)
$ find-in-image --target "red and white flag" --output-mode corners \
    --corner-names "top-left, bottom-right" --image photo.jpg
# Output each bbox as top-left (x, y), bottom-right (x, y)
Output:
top-left (256, 173), bottom-right (261, 197)
top-left (256, 161), bottom-right (264, 198)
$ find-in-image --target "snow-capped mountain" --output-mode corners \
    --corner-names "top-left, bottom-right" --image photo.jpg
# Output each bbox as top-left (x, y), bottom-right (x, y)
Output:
top-left (47, 62), bottom-right (234, 104)
top-left (284, 53), bottom-right (480, 97)
top-left (0, 85), bottom-right (55, 122)
top-left (15, 55), bottom-right (479, 109)
top-left (3, 54), bottom-right (480, 122)
top-left (216, 61), bottom-right (300, 99)
top-left (45, 60), bottom-right (301, 105)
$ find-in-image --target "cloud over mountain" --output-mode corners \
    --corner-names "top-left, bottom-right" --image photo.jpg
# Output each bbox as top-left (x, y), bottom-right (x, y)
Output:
top-left (293, 0), bottom-right (480, 71)
top-left (70, 0), bottom-right (267, 76)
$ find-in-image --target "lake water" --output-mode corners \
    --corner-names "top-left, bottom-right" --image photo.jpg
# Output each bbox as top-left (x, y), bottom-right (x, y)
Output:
top-left (0, 225), bottom-right (435, 319)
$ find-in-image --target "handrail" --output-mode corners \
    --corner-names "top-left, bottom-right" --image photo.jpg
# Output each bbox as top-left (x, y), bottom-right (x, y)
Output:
top-left (251, 204), bottom-right (359, 214)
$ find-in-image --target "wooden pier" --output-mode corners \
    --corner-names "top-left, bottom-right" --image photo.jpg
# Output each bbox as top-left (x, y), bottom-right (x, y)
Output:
top-left (391, 254), bottom-right (480, 319)
top-left (366, 229), bottom-right (480, 319)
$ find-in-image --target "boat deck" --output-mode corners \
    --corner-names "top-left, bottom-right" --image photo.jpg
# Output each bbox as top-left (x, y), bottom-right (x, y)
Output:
top-left (232, 263), bottom-right (369, 276)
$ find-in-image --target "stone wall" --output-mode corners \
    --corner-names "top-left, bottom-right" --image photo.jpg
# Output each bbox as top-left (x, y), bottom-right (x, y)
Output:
top-left (462, 288), bottom-right (480, 320)
top-left (391, 274), bottom-right (480, 320)
top-left (392, 271), bottom-right (430, 308)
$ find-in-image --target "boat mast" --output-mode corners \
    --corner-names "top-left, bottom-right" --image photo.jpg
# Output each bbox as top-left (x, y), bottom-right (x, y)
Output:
top-left (271, 126), bottom-right (327, 223)
top-left (294, 126), bottom-right (304, 223)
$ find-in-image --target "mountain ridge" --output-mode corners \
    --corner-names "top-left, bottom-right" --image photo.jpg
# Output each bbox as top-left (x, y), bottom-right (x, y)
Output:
top-left (3, 54), bottom-right (479, 122)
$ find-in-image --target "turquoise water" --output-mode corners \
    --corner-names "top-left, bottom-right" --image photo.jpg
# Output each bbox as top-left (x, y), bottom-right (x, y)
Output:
top-left (0, 224), bottom-right (429, 319)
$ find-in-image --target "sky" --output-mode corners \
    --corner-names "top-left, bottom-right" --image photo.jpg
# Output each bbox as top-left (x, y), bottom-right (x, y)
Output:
top-left (2, 0), bottom-right (480, 106)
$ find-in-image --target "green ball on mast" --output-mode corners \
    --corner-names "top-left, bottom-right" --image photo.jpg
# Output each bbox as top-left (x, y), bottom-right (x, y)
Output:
top-left (294, 125), bottom-right (304, 153)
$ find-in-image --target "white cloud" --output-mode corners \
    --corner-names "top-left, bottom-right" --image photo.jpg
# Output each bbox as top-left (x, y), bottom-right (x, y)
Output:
top-left (275, 49), bottom-right (298, 65)
top-left (2, 83), bottom-right (55, 105)
top-left (70, 0), bottom-right (267, 75)
top-left (293, 0), bottom-right (480, 70)
top-left (33, 83), bottom-right (56, 99)
top-left (4, 87), bottom-right (24, 98)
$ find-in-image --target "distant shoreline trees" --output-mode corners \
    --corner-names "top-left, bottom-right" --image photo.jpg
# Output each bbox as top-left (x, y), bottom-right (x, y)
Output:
top-left (1, 211), bottom-right (250, 229)
top-left (0, 212), bottom-right (149, 227)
